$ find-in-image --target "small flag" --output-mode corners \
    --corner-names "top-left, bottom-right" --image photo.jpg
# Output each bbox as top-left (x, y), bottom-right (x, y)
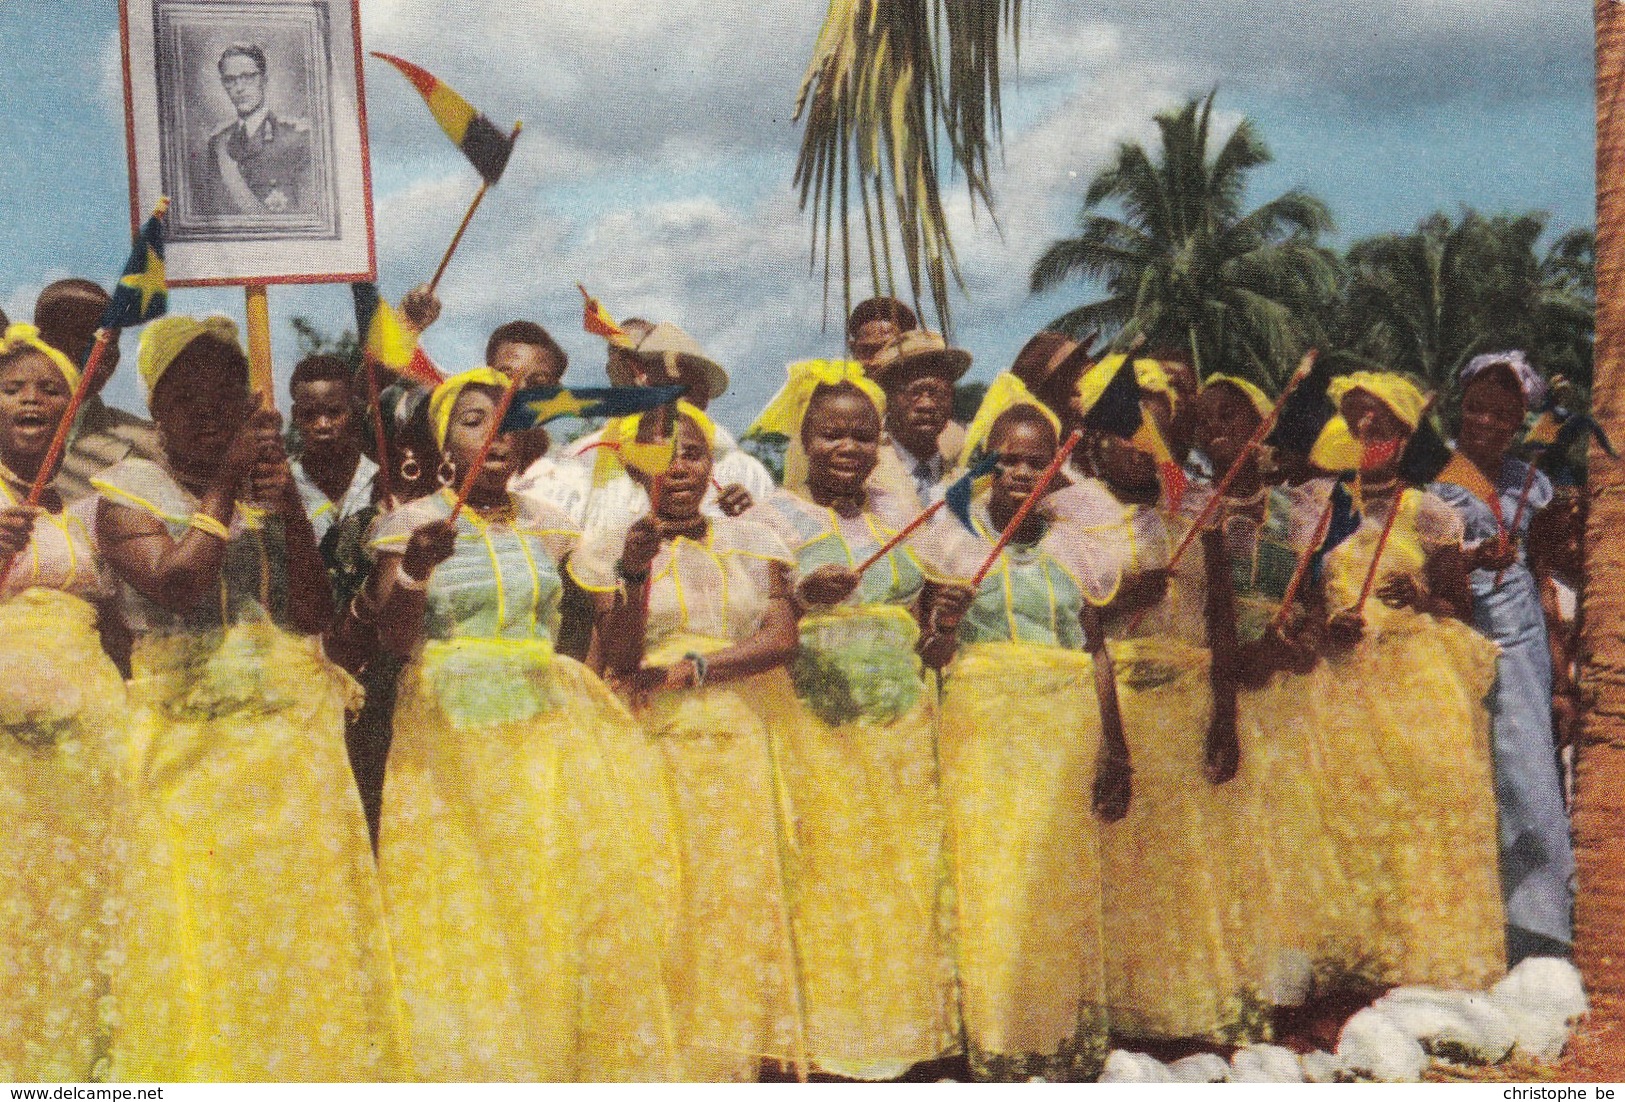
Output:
top-left (101, 200), bottom-right (170, 331)
top-left (1267, 353), bottom-right (1336, 456)
top-left (1524, 405), bottom-right (1617, 459)
top-left (579, 284), bottom-right (633, 348)
top-left (352, 283), bottom-right (444, 388)
top-left (580, 437), bottom-right (679, 479)
top-left (372, 53), bottom-right (516, 186)
top-left (1083, 359), bottom-right (1188, 510)
top-left (1435, 450), bottom-right (1504, 528)
top-left (1310, 476), bottom-right (1362, 583)
top-left (946, 452), bottom-right (1001, 533)
top-left (500, 384), bottom-right (685, 433)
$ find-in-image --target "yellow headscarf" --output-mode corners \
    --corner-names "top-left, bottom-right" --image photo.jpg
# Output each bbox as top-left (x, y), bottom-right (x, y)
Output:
top-left (0, 323), bottom-right (81, 391)
top-left (1310, 372), bottom-right (1429, 472)
top-left (428, 366), bottom-right (509, 448)
top-left (962, 373), bottom-right (1061, 462)
top-left (1133, 358), bottom-right (1177, 413)
top-left (1203, 373), bottom-right (1273, 420)
top-left (593, 399), bottom-right (717, 484)
top-left (748, 358), bottom-right (886, 437)
top-left (138, 315), bottom-right (239, 400)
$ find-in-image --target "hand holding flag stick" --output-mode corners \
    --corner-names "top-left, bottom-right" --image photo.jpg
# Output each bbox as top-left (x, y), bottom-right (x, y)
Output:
top-left (972, 429), bottom-right (1084, 587)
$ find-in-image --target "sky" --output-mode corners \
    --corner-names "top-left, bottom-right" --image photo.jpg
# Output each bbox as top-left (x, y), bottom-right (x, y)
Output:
top-left (0, 0), bottom-right (1595, 433)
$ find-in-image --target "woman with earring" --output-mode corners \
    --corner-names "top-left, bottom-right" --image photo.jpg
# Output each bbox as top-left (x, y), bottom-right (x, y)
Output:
top-left (577, 402), bottom-right (806, 1081)
top-left (742, 360), bottom-right (959, 1079)
top-left (362, 368), bottom-right (674, 1081)
top-left (94, 316), bottom-right (406, 1080)
top-left (1306, 372), bottom-right (1504, 991)
top-left (0, 325), bottom-right (130, 1081)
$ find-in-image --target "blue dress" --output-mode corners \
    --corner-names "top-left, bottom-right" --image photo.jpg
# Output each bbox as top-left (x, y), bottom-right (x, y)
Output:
top-left (1432, 457), bottom-right (1574, 946)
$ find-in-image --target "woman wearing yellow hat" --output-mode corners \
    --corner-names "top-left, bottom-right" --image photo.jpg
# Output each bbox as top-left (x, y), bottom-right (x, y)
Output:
top-left (94, 316), bottom-right (407, 1079)
top-left (575, 402), bottom-right (806, 1080)
top-left (741, 360), bottom-right (958, 1079)
top-left (1303, 371), bottom-right (1504, 991)
top-left (925, 374), bottom-right (1129, 1080)
top-left (0, 325), bottom-right (130, 1080)
top-left (360, 368), bottom-right (675, 1080)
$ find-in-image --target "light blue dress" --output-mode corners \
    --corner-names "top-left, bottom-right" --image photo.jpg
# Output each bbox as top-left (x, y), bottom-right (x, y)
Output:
top-left (1432, 456), bottom-right (1574, 947)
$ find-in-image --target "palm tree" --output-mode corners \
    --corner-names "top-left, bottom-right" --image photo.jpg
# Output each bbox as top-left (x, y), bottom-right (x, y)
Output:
top-left (794, 0), bottom-right (1022, 334)
top-left (1029, 92), bottom-right (1338, 389)
top-left (1334, 211), bottom-right (1594, 406)
top-left (1564, 0), bottom-right (1625, 1078)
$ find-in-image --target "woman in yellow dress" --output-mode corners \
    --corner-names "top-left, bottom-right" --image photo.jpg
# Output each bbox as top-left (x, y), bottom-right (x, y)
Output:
top-left (576, 403), bottom-right (806, 1081)
top-left (1305, 372), bottom-right (1505, 991)
top-left (362, 368), bottom-right (675, 1081)
top-left (743, 360), bottom-right (958, 1079)
top-left (925, 376), bottom-right (1130, 1081)
top-left (95, 316), bottom-right (406, 1081)
top-left (0, 325), bottom-right (129, 1081)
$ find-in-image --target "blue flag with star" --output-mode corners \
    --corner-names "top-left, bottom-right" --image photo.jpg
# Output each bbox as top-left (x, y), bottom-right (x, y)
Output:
top-left (500, 384), bottom-right (686, 433)
top-left (946, 452), bottom-right (1002, 533)
top-left (100, 206), bottom-right (169, 330)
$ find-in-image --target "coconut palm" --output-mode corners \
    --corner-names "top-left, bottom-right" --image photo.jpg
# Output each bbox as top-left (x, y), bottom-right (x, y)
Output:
top-left (794, 0), bottom-right (1020, 334)
top-left (1335, 211), bottom-right (1594, 405)
top-left (1028, 92), bottom-right (1338, 389)
top-left (1564, 0), bottom-right (1625, 1078)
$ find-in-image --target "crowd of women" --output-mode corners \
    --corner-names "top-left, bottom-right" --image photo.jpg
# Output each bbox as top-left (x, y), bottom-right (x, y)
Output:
top-left (0, 279), bottom-right (1581, 1082)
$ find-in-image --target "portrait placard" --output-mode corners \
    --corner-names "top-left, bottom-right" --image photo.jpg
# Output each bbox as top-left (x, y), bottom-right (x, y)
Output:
top-left (120, 0), bottom-right (375, 286)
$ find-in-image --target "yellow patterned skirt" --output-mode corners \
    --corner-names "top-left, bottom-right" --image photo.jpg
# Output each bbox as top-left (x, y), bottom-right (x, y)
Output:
top-left (1312, 609), bottom-right (1506, 990)
top-left (777, 607), bottom-right (956, 1079)
top-left (110, 619), bottom-right (407, 1081)
top-left (381, 638), bottom-right (677, 1081)
top-left (0, 590), bottom-right (128, 1081)
top-left (639, 636), bottom-right (807, 1081)
top-left (938, 641), bottom-right (1107, 1081)
top-left (1101, 636), bottom-right (1247, 1041)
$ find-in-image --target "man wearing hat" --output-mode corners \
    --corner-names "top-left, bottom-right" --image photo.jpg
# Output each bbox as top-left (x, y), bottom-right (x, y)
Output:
top-left (36, 279), bottom-right (166, 503)
top-left (865, 329), bottom-right (971, 507)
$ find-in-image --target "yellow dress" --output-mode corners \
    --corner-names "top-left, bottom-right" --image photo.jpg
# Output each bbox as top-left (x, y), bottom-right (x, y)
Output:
top-left (574, 516), bottom-right (806, 1081)
top-left (1312, 482), bottom-right (1506, 990)
top-left (371, 490), bottom-right (676, 1081)
top-left (749, 489), bottom-right (956, 1079)
top-left (930, 502), bottom-right (1119, 1080)
top-left (94, 459), bottom-right (408, 1081)
top-left (0, 487), bottom-right (128, 1081)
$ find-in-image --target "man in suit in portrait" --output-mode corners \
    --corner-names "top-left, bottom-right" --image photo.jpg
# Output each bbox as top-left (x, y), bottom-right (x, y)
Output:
top-left (195, 42), bottom-right (313, 216)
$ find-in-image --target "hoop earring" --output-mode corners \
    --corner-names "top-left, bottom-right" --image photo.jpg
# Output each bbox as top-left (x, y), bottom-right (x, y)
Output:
top-left (399, 451), bottom-right (422, 483)
top-left (437, 457), bottom-right (457, 488)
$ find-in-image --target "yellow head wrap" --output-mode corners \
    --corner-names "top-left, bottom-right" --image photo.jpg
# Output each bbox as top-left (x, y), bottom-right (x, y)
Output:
top-left (0, 323), bottom-right (81, 391)
top-left (962, 373), bottom-right (1061, 462)
top-left (748, 358), bottom-right (885, 438)
top-left (1310, 372), bottom-right (1429, 472)
top-left (428, 366), bottom-right (509, 448)
top-left (1133, 358), bottom-right (1177, 413)
top-left (593, 400), bottom-right (717, 484)
top-left (1203, 373), bottom-right (1273, 420)
top-left (138, 315), bottom-right (241, 401)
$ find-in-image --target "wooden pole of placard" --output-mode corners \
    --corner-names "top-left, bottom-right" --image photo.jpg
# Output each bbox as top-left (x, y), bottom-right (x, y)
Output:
top-left (244, 285), bottom-right (275, 409)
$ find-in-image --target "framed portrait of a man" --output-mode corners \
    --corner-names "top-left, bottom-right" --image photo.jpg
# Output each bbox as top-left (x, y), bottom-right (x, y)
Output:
top-left (121, 0), bottom-right (374, 286)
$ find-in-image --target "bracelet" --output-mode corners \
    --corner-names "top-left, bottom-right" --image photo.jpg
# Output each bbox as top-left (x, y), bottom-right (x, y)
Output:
top-left (683, 650), bottom-right (709, 687)
top-left (187, 512), bottom-right (231, 541)
top-left (395, 568), bottom-right (430, 592)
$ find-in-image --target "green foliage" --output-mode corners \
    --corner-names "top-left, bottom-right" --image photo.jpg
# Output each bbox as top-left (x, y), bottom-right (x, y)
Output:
top-left (289, 315), bottom-right (362, 372)
top-left (1031, 92), bottom-right (1338, 389)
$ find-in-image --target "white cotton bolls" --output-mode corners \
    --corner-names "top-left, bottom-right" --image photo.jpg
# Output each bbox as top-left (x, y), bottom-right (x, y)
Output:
top-left (1229, 1043), bottom-right (1306, 1082)
top-left (1490, 956), bottom-right (1588, 1061)
top-left (1169, 1053), bottom-right (1232, 1082)
top-left (1336, 1007), bottom-right (1431, 1082)
top-left (1098, 1050), bottom-right (1175, 1082)
top-left (1371, 986), bottom-right (1518, 1065)
top-left (1300, 1049), bottom-right (1345, 1083)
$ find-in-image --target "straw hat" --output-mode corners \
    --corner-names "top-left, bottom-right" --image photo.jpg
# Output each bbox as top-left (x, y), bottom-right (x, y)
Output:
top-left (1009, 330), bottom-right (1096, 396)
top-left (866, 329), bottom-right (972, 387)
top-left (629, 321), bottom-right (730, 403)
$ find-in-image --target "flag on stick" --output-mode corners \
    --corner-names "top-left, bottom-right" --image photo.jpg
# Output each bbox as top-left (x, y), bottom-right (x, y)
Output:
top-left (1081, 357), bottom-right (1189, 511)
top-left (371, 53), bottom-right (517, 185)
top-left (945, 452), bottom-right (1002, 533)
top-left (352, 283), bottom-right (444, 388)
top-left (579, 284), bottom-right (634, 348)
top-left (102, 201), bottom-right (170, 330)
top-left (500, 384), bottom-right (685, 432)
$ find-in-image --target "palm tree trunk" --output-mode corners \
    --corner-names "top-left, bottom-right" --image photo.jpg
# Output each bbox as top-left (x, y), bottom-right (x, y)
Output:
top-left (1565, 1), bottom-right (1625, 1075)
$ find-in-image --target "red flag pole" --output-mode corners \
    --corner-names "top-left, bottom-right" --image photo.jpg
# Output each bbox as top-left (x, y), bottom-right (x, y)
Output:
top-left (1270, 493), bottom-right (1337, 632)
top-left (428, 121), bottom-right (523, 295)
top-left (972, 430), bottom-right (1083, 587)
top-left (855, 499), bottom-right (946, 575)
top-left (448, 382), bottom-right (519, 522)
top-left (1492, 461), bottom-right (1543, 588)
top-left (1353, 488), bottom-right (1404, 615)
